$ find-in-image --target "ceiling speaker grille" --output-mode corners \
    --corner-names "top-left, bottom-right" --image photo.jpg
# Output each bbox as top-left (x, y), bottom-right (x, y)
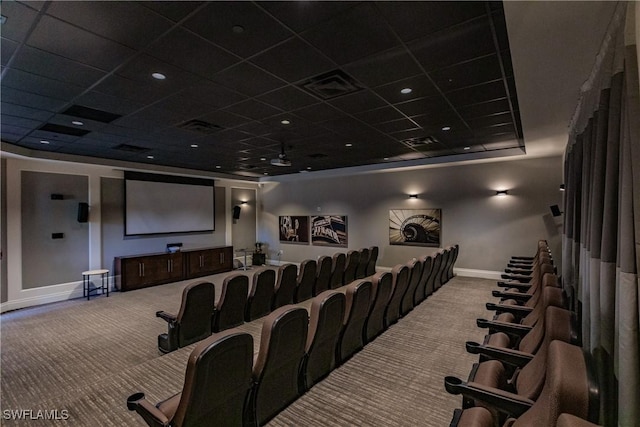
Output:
top-left (62, 105), bottom-right (121, 123)
top-left (113, 144), bottom-right (150, 153)
top-left (177, 119), bottom-right (222, 134)
top-left (39, 123), bottom-right (90, 137)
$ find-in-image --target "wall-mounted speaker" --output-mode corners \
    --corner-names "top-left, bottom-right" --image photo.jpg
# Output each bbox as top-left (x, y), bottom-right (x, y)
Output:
top-left (232, 205), bottom-right (241, 220)
top-left (77, 202), bottom-right (89, 223)
top-left (550, 204), bottom-right (562, 217)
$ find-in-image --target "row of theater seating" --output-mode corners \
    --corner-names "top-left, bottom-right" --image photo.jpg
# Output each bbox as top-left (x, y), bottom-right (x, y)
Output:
top-left (443, 241), bottom-right (602, 427)
top-left (155, 246), bottom-right (379, 353)
top-left (128, 245), bottom-right (460, 426)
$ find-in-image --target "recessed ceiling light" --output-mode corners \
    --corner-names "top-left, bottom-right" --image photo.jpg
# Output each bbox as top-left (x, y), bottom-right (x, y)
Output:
top-left (463, 146), bottom-right (471, 150)
top-left (151, 72), bottom-right (166, 80)
top-left (441, 126), bottom-right (451, 131)
top-left (71, 120), bottom-right (84, 126)
top-left (232, 25), bottom-right (244, 34)
top-left (40, 140), bottom-right (50, 144)
top-left (190, 144), bottom-right (198, 148)
top-left (260, 157), bottom-right (267, 161)
top-left (345, 143), bottom-right (353, 147)
top-left (263, 172), bottom-right (269, 175)
top-left (215, 165), bottom-right (221, 169)
top-left (281, 119), bottom-right (291, 125)
top-left (383, 157), bottom-right (389, 160)
top-left (306, 166), bottom-right (312, 170)
top-left (147, 155), bottom-right (154, 159)
top-left (400, 88), bottom-right (412, 94)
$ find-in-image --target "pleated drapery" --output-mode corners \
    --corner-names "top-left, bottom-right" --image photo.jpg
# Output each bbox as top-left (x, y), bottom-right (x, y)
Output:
top-left (562, 3), bottom-right (640, 426)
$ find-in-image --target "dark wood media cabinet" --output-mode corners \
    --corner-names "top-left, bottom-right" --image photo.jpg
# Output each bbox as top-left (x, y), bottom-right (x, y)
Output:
top-left (114, 246), bottom-right (233, 292)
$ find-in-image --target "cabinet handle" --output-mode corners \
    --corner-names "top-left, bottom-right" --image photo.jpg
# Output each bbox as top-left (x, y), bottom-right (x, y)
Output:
top-left (220, 252), bottom-right (224, 264)
top-left (167, 260), bottom-right (171, 272)
top-left (141, 263), bottom-right (145, 277)
top-left (200, 255), bottom-right (203, 268)
top-left (170, 259), bottom-right (173, 272)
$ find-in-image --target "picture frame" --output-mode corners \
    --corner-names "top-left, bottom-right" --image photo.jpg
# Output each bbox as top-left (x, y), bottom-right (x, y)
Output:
top-left (389, 209), bottom-right (441, 247)
top-left (311, 215), bottom-right (348, 247)
top-left (279, 215), bottom-right (310, 244)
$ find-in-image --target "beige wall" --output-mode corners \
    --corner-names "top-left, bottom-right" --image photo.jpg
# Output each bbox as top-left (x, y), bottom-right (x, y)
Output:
top-left (259, 156), bottom-right (563, 274)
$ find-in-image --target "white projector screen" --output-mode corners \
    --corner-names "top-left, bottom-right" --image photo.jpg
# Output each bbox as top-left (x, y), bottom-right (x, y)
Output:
top-left (124, 172), bottom-right (215, 236)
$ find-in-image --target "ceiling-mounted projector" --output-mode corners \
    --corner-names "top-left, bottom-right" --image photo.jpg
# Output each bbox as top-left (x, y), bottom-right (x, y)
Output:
top-left (271, 142), bottom-right (291, 166)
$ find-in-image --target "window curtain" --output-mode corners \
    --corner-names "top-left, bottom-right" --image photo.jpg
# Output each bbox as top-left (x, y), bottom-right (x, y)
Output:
top-left (563, 2), bottom-right (639, 426)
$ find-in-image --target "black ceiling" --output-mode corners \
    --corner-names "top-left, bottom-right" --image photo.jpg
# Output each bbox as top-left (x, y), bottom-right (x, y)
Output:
top-left (0, 1), bottom-right (524, 178)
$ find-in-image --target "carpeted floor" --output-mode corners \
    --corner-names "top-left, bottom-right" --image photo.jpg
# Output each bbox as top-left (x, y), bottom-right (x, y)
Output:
top-left (0, 270), bottom-right (496, 426)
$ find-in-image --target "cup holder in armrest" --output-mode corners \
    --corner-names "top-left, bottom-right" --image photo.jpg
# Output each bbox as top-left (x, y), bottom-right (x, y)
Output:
top-left (126, 392), bottom-right (145, 411)
top-left (491, 290), bottom-right (502, 297)
top-left (486, 302), bottom-right (498, 310)
top-left (476, 318), bottom-right (490, 328)
top-left (465, 341), bottom-right (481, 354)
top-left (444, 376), bottom-right (464, 394)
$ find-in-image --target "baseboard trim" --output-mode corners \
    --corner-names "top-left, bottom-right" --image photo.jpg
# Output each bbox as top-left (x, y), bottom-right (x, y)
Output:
top-left (453, 268), bottom-right (502, 280)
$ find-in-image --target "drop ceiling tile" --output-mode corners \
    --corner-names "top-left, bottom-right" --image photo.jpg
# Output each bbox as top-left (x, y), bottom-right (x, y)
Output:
top-left (1, 87), bottom-right (67, 112)
top-left (377, 1), bottom-right (487, 42)
top-left (354, 106), bottom-right (405, 125)
top-left (473, 123), bottom-right (515, 137)
top-left (0, 123), bottom-right (34, 140)
top-left (372, 75), bottom-right (439, 104)
top-left (211, 62), bottom-right (286, 97)
top-left (94, 74), bottom-right (173, 105)
top-left (430, 54), bottom-right (503, 92)
top-left (257, 86), bottom-right (319, 112)
top-left (2, 69), bottom-right (85, 101)
top-left (48, 114), bottom-right (107, 132)
top-left (250, 37), bottom-right (334, 83)
top-left (46, 1), bottom-right (172, 50)
top-left (197, 110), bottom-right (249, 129)
top-left (258, 1), bottom-right (360, 34)
top-left (75, 91), bottom-right (145, 116)
top-left (457, 98), bottom-right (513, 120)
top-left (0, 2), bottom-right (39, 42)
top-left (301, 3), bottom-right (399, 65)
top-left (178, 82), bottom-right (246, 109)
top-left (408, 17), bottom-right (495, 72)
top-left (147, 28), bottom-right (240, 78)
top-left (115, 54), bottom-right (204, 88)
top-left (468, 112), bottom-right (514, 129)
top-left (223, 99), bottom-right (281, 121)
top-left (1, 103), bottom-right (54, 122)
top-left (327, 89), bottom-right (386, 114)
top-left (373, 118), bottom-right (420, 134)
top-left (292, 103), bottom-right (344, 123)
top-left (445, 80), bottom-right (507, 107)
top-left (394, 96), bottom-right (451, 118)
top-left (28, 16), bottom-right (136, 71)
top-left (1, 38), bottom-right (19, 66)
top-left (139, 1), bottom-right (205, 22)
top-left (184, 2), bottom-right (292, 58)
top-left (343, 48), bottom-right (422, 88)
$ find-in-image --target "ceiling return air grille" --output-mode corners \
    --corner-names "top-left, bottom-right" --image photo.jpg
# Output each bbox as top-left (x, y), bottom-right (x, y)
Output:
top-left (299, 69), bottom-right (363, 100)
top-left (177, 119), bottom-right (223, 134)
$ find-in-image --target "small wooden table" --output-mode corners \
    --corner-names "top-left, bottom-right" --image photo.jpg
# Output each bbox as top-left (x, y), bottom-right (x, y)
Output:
top-left (82, 269), bottom-right (109, 300)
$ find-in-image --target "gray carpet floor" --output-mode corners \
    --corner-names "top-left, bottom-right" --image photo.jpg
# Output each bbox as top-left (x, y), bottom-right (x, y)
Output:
top-left (0, 270), bottom-right (496, 426)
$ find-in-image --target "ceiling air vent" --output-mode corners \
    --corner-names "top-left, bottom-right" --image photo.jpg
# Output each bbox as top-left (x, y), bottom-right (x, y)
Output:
top-left (113, 144), bottom-right (150, 153)
top-left (308, 153), bottom-right (328, 158)
top-left (299, 69), bottom-right (363, 100)
top-left (401, 136), bottom-right (439, 148)
top-left (38, 123), bottom-right (90, 137)
top-left (177, 119), bottom-right (222, 134)
top-left (62, 105), bottom-right (121, 123)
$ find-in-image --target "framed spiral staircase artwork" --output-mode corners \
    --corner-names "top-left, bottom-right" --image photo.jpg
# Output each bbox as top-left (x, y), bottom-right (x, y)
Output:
top-left (389, 209), bottom-right (441, 247)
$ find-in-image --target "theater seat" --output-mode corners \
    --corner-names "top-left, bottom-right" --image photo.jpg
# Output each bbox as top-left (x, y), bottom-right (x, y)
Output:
top-left (337, 280), bottom-right (372, 364)
top-left (245, 268), bottom-right (275, 322)
top-left (127, 329), bottom-right (253, 427)
top-left (303, 290), bottom-right (346, 390)
top-left (401, 258), bottom-right (423, 315)
top-left (366, 246), bottom-right (379, 276)
top-left (343, 250), bottom-right (360, 285)
top-left (446, 340), bottom-right (599, 427)
top-left (355, 247), bottom-right (370, 279)
top-left (364, 272), bottom-right (393, 343)
top-left (295, 259), bottom-right (316, 303)
top-left (329, 253), bottom-right (346, 289)
top-left (314, 255), bottom-right (332, 296)
top-left (384, 264), bottom-right (410, 327)
top-left (245, 306), bottom-right (309, 427)
top-left (272, 263), bottom-right (298, 310)
top-left (212, 274), bottom-right (248, 333)
top-left (156, 281), bottom-right (215, 354)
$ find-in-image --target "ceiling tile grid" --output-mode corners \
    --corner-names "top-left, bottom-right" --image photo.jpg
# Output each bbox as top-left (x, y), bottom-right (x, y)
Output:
top-left (1, 1), bottom-right (524, 178)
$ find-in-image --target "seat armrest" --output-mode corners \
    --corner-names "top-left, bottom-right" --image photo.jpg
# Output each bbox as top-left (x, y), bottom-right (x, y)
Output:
top-left (486, 302), bottom-right (533, 316)
top-left (444, 377), bottom-right (534, 418)
top-left (476, 319), bottom-right (532, 336)
top-left (126, 393), bottom-right (170, 427)
top-left (500, 274), bottom-right (532, 282)
top-left (465, 341), bottom-right (534, 367)
top-left (496, 281), bottom-right (532, 290)
top-left (504, 268), bottom-right (533, 275)
top-left (511, 256), bottom-right (534, 261)
top-left (491, 290), bottom-right (532, 302)
top-left (155, 311), bottom-right (176, 323)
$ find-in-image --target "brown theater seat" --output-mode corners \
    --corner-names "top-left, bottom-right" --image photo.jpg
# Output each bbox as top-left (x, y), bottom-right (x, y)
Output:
top-left (401, 257), bottom-right (423, 315)
top-left (365, 246), bottom-right (379, 276)
top-left (355, 247), bottom-right (370, 279)
top-left (245, 268), bottom-right (275, 322)
top-left (314, 255), bottom-right (332, 296)
top-left (336, 280), bottom-right (372, 364)
top-left (156, 281), bottom-right (215, 354)
top-left (384, 264), bottom-right (410, 327)
top-left (303, 290), bottom-right (346, 390)
top-left (343, 250), bottom-right (360, 285)
top-left (212, 274), bottom-right (248, 332)
top-left (329, 252), bottom-right (346, 289)
top-left (127, 329), bottom-right (253, 427)
top-left (364, 272), bottom-right (394, 343)
top-left (294, 259), bottom-right (316, 303)
top-left (272, 263), bottom-right (297, 309)
top-left (245, 306), bottom-right (308, 427)
top-left (415, 254), bottom-right (434, 304)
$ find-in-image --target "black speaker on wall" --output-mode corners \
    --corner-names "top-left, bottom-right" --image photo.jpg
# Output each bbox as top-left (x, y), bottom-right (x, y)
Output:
top-left (232, 205), bottom-right (241, 220)
top-left (550, 204), bottom-right (562, 217)
top-left (77, 202), bottom-right (89, 223)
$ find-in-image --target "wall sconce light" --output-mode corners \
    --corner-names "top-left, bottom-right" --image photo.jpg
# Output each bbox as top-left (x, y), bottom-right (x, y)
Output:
top-left (240, 201), bottom-right (248, 205)
top-left (496, 190), bottom-right (508, 197)
top-left (408, 194), bottom-right (418, 199)
top-left (559, 184), bottom-right (565, 191)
